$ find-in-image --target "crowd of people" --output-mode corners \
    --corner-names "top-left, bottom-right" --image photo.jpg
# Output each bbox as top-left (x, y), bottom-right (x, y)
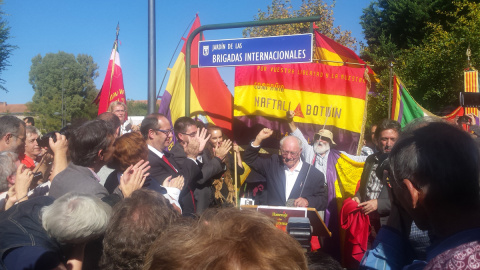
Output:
top-left (0, 100), bottom-right (479, 269)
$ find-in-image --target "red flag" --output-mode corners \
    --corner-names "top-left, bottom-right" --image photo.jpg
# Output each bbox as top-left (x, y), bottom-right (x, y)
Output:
top-left (95, 31), bottom-right (127, 116)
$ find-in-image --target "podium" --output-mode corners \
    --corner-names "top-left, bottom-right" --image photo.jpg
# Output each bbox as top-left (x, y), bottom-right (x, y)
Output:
top-left (240, 205), bottom-right (331, 238)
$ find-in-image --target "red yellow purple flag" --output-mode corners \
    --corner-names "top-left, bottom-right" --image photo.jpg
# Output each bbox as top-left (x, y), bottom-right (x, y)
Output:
top-left (234, 63), bottom-right (368, 154)
top-left (159, 15), bottom-right (232, 134)
top-left (95, 28), bottom-right (127, 116)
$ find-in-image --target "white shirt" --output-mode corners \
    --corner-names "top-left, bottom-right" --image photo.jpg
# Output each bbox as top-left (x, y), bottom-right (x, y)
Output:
top-left (284, 159), bottom-right (303, 200)
top-left (148, 144), bottom-right (178, 172)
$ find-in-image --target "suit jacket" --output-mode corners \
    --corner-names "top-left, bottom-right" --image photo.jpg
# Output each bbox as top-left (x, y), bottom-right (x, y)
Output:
top-left (170, 143), bottom-right (224, 215)
top-left (147, 148), bottom-right (200, 216)
top-left (355, 152), bottom-right (391, 225)
top-left (244, 144), bottom-right (327, 210)
top-left (49, 162), bottom-right (109, 199)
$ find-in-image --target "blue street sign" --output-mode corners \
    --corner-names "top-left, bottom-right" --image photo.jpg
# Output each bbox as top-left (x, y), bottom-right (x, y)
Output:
top-left (198, 33), bottom-right (313, 67)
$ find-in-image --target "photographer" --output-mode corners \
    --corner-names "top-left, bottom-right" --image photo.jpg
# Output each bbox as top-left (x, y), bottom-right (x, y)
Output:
top-left (360, 121), bottom-right (480, 269)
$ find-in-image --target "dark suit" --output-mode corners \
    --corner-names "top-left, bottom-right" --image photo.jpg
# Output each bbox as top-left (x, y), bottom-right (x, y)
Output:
top-left (170, 143), bottom-right (224, 214)
top-left (355, 152), bottom-right (391, 226)
top-left (147, 148), bottom-right (200, 216)
top-left (244, 144), bottom-right (327, 210)
top-left (49, 163), bottom-right (109, 199)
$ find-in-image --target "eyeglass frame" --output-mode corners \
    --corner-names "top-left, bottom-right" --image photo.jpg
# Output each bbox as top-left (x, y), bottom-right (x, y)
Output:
top-left (280, 149), bottom-right (301, 158)
top-left (155, 128), bottom-right (174, 136)
top-left (179, 131), bottom-right (197, 138)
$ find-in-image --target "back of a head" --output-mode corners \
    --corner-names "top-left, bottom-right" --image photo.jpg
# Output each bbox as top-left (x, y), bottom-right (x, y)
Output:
top-left (97, 112), bottom-right (121, 132)
top-left (69, 120), bottom-right (115, 167)
top-left (111, 132), bottom-right (148, 172)
top-left (23, 116), bottom-right (35, 126)
top-left (0, 151), bottom-right (17, 192)
top-left (389, 122), bottom-right (480, 212)
top-left (101, 189), bottom-right (180, 270)
top-left (143, 208), bottom-right (308, 270)
top-left (41, 192), bottom-right (112, 244)
top-left (0, 115), bottom-right (25, 139)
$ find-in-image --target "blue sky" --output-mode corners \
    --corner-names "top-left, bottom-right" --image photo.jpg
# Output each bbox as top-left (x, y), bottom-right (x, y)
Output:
top-left (1, 0), bottom-right (372, 104)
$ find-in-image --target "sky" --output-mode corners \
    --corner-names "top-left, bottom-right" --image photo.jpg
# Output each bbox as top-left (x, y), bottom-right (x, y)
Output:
top-left (1, 0), bottom-right (372, 105)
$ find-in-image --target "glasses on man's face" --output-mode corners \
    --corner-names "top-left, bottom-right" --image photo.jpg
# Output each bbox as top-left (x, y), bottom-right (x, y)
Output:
top-left (180, 131), bottom-right (197, 138)
top-left (11, 134), bottom-right (25, 143)
top-left (280, 149), bottom-right (300, 158)
top-left (156, 128), bottom-right (174, 136)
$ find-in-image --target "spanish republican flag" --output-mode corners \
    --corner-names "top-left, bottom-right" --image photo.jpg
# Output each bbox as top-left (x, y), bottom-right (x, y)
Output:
top-left (234, 63), bottom-right (368, 154)
top-left (95, 33), bottom-right (127, 116)
top-left (159, 15), bottom-right (232, 134)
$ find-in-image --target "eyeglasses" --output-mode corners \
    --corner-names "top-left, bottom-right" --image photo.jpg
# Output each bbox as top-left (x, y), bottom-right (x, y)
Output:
top-left (280, 149), bottom-right (300, 157)
top-left (156, 128), bottom-right (174, 136)
top-left (11, 134), bottom-right (25, 143)
top-left (180, 131), bottom-right (196, 138)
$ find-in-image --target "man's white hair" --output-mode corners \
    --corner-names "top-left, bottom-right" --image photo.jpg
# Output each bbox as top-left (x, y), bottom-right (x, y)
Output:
top-left (41, 193), bottom-right (112, 244)
top-left (279, 135), bottom-right (302, 149)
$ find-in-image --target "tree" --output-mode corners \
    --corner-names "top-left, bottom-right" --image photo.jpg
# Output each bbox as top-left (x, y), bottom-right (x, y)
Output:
top-left (0, 0), bottom-right (17, 92)
top-left (360, 0), bottom-right (477, 125)
top-left (27, 51), bottom-right (99, 132)
top-left (243, 0), bottom-right (356, 49)
top-left (126, 99), bottom-right (148, 116)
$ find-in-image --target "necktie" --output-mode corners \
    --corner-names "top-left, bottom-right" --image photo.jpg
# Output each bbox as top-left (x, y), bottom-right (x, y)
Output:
top-left (162, 155), bottom-right (178, 173)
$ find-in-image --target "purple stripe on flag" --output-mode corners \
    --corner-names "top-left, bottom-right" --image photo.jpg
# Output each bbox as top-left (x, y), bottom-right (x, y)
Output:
top-left (158, 91), bottom-right (173, 127)
top-left (397, 85), bottom-right (404, 123)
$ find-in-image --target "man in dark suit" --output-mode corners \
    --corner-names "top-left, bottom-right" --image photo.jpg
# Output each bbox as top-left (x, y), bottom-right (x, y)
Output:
top-left (171, 117), bottom-right (231, 215)
top-left (244, 128), bottom-right (327, 211)
top-left (141, 113), bottom-right (204, 216)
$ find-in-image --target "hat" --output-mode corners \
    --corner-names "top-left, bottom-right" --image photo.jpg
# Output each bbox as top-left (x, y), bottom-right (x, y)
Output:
top-left (315, 129), bottom-right (336, 145)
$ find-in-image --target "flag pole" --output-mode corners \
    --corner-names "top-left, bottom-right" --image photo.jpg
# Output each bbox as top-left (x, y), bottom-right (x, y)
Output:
top-left (234, 148), bottom-right (238, 207)
top-left (388, 62), bottom-right (393, 119)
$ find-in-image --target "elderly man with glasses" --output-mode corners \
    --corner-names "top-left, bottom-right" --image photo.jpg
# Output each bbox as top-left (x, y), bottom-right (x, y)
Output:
top-left (244, 128), bottom-right (327, 210)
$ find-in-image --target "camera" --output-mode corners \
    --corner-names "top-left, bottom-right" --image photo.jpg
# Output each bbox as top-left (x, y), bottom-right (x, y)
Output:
top-left (457, 116), bottom-right (472, 124)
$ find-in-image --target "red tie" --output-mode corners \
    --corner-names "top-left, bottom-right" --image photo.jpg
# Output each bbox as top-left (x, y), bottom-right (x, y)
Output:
top-left (162, 155), bottom-right (178, 173)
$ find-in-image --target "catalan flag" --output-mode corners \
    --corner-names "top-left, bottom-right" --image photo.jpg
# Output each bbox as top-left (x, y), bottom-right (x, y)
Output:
top-left (95, 25), bottom-right (127, 116)
top-left (464, 69), bottom-right (479, 116)
top-left (159, 15), bottom-right (232, 134)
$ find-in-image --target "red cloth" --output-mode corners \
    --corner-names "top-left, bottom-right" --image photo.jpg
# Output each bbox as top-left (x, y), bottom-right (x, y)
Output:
top-left (340, 197), bottom-right (370, 269)
top-left (19, 154), bottom-right (35, 170)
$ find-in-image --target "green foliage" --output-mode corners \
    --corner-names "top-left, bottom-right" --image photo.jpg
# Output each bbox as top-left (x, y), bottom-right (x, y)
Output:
top-left (243, 0), bottom-right (356, 49)
top-left (0, 0), bottom-right (17, 92)
top-left (126, 99), bottom-right (148, 116)
top-left (361, 0), bottom-right (479, 126)
top-left (27, 51), bottom-right (99, 132)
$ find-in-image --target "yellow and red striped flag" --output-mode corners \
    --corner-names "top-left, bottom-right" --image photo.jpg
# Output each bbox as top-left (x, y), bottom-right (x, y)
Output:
top-left (159, 15), bottom-right (232, 135)
top-left (464, 69), bottom-right (479, 116)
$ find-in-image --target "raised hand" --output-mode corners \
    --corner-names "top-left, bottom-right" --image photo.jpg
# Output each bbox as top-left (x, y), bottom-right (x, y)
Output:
top-left (215, 139), bottom-right (232, 161)
top-left (196, 127), bottom-right (211, 153)
top-left (119, 160), bottom-right (150, 198)
top-left (257, 128), bottom-right (273, 140)
top-left (14, 164), bottom-right (33, 203)
top-left (286, 110), bottom-right (295, 121)
top-left (184, 136), bottom-right (200, 159)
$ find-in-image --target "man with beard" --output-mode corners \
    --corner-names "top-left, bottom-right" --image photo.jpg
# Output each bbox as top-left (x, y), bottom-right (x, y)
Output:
top-left (353, 119), bottom-right (401, 244)
top-left (0, 116), bottom-right (26, 154)
top-left (286, 111), bottom-right (365, 177)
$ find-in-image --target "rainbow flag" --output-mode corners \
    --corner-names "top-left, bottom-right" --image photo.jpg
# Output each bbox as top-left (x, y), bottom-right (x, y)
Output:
top-left (391, 75), bottom-right (434, 127)
top-left (159, 15), bottom-right (232, 135)
top-left (95, 26), bottom-right (127, 116)
top-left (234, 63), bottom-right (368, 154)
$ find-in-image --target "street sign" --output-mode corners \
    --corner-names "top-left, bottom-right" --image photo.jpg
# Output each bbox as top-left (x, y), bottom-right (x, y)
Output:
top-left (198, 33), bottom-right (313, 67)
